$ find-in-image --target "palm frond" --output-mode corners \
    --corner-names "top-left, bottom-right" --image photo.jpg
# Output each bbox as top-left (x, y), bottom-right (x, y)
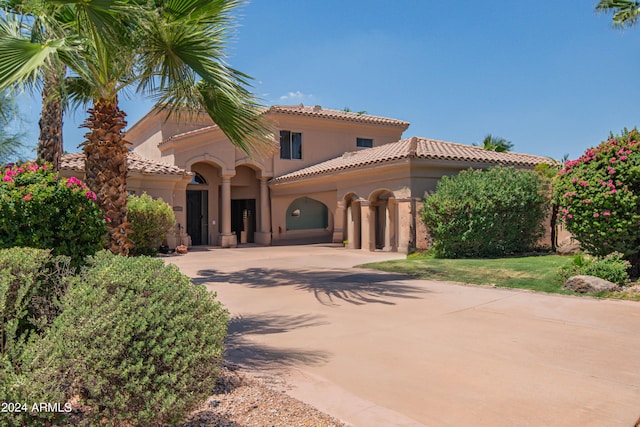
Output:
top-left (596, 0), bottom-right (640, 27)
top-left (0, 18), bottom-right (65, 91)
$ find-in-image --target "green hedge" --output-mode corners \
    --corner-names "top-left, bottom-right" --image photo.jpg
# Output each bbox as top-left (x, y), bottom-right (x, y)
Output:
top-left (128, 193), bottom-right (175, 256)
top-left (421, 166), bottom-right (548, 258)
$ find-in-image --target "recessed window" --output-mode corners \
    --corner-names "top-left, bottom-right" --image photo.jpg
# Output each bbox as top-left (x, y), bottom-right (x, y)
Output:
top-left (189, 172), bottom-right (207, 185)
top-left (357, 137), bottom-right (373, 148)
top-left (280, 130), bottom-right (303, 159)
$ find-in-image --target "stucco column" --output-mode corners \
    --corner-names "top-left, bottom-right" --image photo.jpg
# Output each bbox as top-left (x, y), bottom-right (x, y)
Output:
top-left (218, 175), bottom-right (237, 248)
top-left (386, 197), bottom-right (396, 251)
top-left (333, 201), bottom-right (344, 244)
top-left (255, 177), bottom-right (272, 246)
top-left (384, 200), bottom-right (392, 251)
top-left (360, 201), bottom-right (374, 251)
top-left (347, 204), bottom-right (354, 248)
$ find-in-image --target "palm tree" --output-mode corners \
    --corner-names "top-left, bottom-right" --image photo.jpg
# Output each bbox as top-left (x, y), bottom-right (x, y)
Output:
top-left (0, 0), bottom-right (271, 255)
top-left (596, 0), bottom-right (640, 27)
top-left (474, 134), bottom-right (514, 152)
top-left (0, 0), bottom-right (72, 170)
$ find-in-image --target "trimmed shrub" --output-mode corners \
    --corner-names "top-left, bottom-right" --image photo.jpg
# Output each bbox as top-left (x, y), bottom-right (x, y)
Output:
top-left (555, 128), bottom-right (640, 275)
top-left (27, 252), bottom-right (228, 426)
top-left (421, 166), bottom-right (548, 258)
top-left (128, 193), bottom-right (176, 256)
top-left (0, 248), bottom-right (73, 427)
top-left (558, 252), bottom-right (631, 286)
top-left (0, 163), bottom-right (107, 265)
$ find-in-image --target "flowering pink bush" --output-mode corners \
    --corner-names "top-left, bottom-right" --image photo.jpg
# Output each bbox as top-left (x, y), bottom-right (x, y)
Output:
top-left (0, 162), bottom-right (107, 265)
top-left (555, 129), bottom-right (640, 273)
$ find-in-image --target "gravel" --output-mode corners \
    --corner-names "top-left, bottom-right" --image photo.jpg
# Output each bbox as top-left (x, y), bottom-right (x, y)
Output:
top-left (175, 363), bottom-right (347, 427)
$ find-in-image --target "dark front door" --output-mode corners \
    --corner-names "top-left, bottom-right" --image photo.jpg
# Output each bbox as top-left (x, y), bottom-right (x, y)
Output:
top-left (231, 199), bottom-right (256, 244)
top-left (187, 190), bottom-right (208, 245)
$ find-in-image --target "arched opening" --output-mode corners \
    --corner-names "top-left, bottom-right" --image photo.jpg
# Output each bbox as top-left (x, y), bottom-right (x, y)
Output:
top-left (187, 163), bottom-right (221, 246)
top-left (286, 197), bottom-right (329, 230)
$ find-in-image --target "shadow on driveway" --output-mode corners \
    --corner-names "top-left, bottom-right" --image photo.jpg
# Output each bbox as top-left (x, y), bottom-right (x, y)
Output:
top-left (194, 268), bottom-right (428, 306)
top-left (225, 313), bottom-right (331, 370)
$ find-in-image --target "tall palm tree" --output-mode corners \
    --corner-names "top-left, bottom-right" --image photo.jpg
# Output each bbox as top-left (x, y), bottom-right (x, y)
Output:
top-left (0, 0), bottom-right (73, 170)
top-left (596, 0), bottom-right (640, 27)
top-left (0, 0), bottom-right (271, 255)
top-left (474, 134), bottom-right (514, 152)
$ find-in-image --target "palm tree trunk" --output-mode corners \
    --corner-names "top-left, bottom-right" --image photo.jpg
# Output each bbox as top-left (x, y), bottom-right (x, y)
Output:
top-left (82, 96), bottom-right (133, 255)
top-left (37, 66), bottom-right (64, 171)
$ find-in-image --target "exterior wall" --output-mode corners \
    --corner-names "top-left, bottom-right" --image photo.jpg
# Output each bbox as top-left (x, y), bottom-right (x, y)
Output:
top-left (270, 114), bottom-right (406, 176)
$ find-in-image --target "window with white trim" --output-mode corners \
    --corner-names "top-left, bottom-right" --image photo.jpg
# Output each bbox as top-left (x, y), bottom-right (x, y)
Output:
top-left (280, 130), bottom-right (303, 159)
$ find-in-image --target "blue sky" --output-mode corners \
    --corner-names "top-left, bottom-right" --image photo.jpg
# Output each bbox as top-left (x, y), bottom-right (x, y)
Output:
top-left (17, 0), bottom-right (640, 161)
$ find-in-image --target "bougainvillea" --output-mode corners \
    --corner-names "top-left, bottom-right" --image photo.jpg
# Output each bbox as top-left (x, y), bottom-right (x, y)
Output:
top-left (0, 162), bottom-right (107, 265)
top-left (554, 129), bottom-right (640, 273)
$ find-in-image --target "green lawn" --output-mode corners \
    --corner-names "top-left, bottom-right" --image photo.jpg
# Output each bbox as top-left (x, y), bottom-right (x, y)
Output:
top-left (361, 252), bottom-right (639, 300)
top-left (360, 253), bottom-right (572, 294)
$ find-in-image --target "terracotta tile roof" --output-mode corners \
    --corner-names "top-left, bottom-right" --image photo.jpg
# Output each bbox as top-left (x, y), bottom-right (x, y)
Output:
top-left (61, 152), bottom-right (191, 176)
top-left (271, 137), bottom-right (555, 184)
top-left (266, 105), bottom-right (410, 128)
top-left (154, 105), bottom-right (407, 147)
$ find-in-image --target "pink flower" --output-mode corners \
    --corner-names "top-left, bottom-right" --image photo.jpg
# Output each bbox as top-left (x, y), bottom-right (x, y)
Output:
top-left (603, 210), bottom-right (611, 216)
top-left (594, 213), bottom-right (600, 217)
top-left (66, 176), bottom-right (83, 188)
top-left (86, 191), bottom-right (97, 201)
top-left (567, 214), bottom-right (573, 219)
top-left (620, 155), bottom-right (628, 161)
top-left (572, 177), bottom-right (578, 183)
top-left (22, 193), bottom-right (32, 201)
top-left (28, 164), bottom-right (39, 172)
top-left (2, 175), bottom-right (13, 182)
top-left (603, 242), bottom-right (609, 245)
top-left (580, 181), bottom-right (588, 187)
top-left (610, 157), bottom-right (617, 163)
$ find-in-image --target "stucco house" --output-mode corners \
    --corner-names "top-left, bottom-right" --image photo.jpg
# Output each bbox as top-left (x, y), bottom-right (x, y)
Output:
top-left (61, 104), bottom-right (554, 253)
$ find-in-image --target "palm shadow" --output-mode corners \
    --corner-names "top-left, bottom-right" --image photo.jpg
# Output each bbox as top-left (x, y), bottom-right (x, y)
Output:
top-left (194, 268), bottom-right (427, 306)
top-left (224, 313), bottom-right (331, 370)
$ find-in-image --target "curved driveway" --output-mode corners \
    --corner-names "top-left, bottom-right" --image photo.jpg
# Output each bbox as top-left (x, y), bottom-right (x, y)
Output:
top-left (167, 245), bottom-right (640, 427)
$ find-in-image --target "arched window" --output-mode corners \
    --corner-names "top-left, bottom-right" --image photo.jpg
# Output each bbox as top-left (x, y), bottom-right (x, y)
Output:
top-left (286, 197), bottom-right (328, 230)
top-left (189, 172), bottom-right (207, 185)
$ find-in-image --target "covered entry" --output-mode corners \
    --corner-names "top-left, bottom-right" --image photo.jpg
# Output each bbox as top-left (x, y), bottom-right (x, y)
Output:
top-left (232, 199), bottom-right (256, 243)
top-left (186, 189), bottom-right (208, 245)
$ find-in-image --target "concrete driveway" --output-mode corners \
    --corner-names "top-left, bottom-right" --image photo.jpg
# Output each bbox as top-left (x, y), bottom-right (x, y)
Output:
top-left (167, 245), bottom-right (640, 427)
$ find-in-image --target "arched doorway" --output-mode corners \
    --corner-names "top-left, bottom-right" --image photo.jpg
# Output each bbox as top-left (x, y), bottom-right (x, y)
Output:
top-left (186, 172), bottom-right (208, 245)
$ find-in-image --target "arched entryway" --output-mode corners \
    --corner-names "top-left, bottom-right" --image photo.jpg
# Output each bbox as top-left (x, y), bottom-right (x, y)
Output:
top-left (186, 172), bottom-right (209, 245)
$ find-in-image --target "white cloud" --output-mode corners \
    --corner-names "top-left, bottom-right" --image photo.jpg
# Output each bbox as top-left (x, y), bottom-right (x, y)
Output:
top-left (278, 91), bottom-right (313, 103)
